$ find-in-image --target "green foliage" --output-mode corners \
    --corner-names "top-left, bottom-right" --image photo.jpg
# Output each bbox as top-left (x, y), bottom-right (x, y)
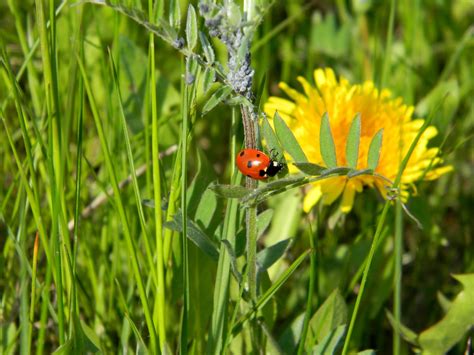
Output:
top-left (320, 112), bottom-right (338, 168)
top-left (273, 111), bottom-right (308, 163)
top-left (0, 0), bottom-right (472, 354)
top-left (367, 129), bottom-right (384, 171)
top-left (346, 113), bottom-right (361, 169)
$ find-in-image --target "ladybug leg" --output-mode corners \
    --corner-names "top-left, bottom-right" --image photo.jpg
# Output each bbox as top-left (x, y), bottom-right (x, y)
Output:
top-left (269, 148), bottom-right (280, 160)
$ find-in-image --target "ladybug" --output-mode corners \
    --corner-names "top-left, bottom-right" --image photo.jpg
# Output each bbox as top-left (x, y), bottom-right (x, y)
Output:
top-left (236, 149), bottom-right (284, 180)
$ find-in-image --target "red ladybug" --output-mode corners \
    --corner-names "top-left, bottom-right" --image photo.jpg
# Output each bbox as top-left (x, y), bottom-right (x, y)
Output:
top-left (236, 149), bottom-right (284, 180)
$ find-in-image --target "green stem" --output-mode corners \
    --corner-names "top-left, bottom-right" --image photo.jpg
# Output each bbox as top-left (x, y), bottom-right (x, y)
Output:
top-left (341, 202), bottom-right (391, 355)
top-left (297, 219), bottom-right (317, 355)
top-left (393, 199), bottom-right (403, 354)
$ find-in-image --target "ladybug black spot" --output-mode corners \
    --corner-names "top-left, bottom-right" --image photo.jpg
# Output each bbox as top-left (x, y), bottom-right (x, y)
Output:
top-left (247, 161), bottom-right (253, 168)
top-left (240, 151), bottom-right (245, 157)
top-left (256, 153), bottom-right (260, 157)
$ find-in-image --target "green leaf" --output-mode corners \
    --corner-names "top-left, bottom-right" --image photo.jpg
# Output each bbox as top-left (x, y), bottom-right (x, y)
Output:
top-left (385, 311), bottom-right (419, 346)
top-left (357, 350), bottom-right (376, 355)
top-left (53, 316), bottom-right (100, 354)
top-left (308, 289), bottom-right (348, 343)
top-left (293, 162), bottom-right (325, 175)
top-left (221, 240), bottom-right (242, 283)
top-left (165, 211), bottom-right (219, 261)
top-left (185, 5), bottom-right (197, 50)
top-left (311, 324), bottom-right (346, 354)
top-left (278, 313), bottom-right (306, 352)
top-left (202, 68), bottom-right (216, 94)
top-left (274, 111), bottom-right (307, 162)
top-left (367, 129), bottom-right (383, 170)
top-left (418, 274), bottom-right (474, 354)
top-left (320, 112), bottom-right (338, 168)
top-left (262, 116), bottom-right (284, 162)
top-left (257, 238), bottom-right (292, 271)
top-left (199, 32), bottom-right (215, 63)
top-left (169, 0), bottom-right (181, 29)
top-left (208, 183), bottom-right (251, 199)
top-left (201, 86), bottom-right (232, 115)
top-left (345, 113), bottom-right (361, 168)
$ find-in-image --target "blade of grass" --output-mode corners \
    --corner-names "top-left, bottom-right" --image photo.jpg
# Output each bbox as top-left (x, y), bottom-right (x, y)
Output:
top-left (393, 199), bottom-right (403, 355)
top-left (109, 50), bottom-right (158, 288)
top-left (28, 232), bottom-right (40, 354)
top-left (148, 0), bottom-right (167, 349)
top-left (380, 0), bottom-right (396, 88)
top-left (77, 55), bottom-right (157, 352)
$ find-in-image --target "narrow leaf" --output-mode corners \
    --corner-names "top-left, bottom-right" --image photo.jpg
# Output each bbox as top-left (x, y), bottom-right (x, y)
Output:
top-left (367, 129), bottom-right (384, 170)
top-left (165, 211), bottom-right (219, 261)
top-left (169, 0), bottom-right (181, 29)
top-left (320, 112), bottom-right (338, 168)
top-left (202, 68), bottom-right (216, 94)
top-left (345, 113), bottom-right (361, 168)
top-left (309, 289), bottom-right (348, 343)
top-left (199, 32), bottom-right (215, 63)
top-left (208, 183), bottom-right (251, 199)
top-left (385, 311), bottom-right (419, 345)
top-left (293, 162), bottom-right (325, 176)
top-left (257, 239), bottom-right (292, 271)
top-left (185, 5), bottom-right (197, 50)
top-left (262, 116), bottom-right (284, 161)
top-left (311, 325), bottom-right (346, 354)
top-left (202, 86), bottom-right (232, 115)
top-left (274, 111), bottom-right (307, 162)
top-left (221, 240), bottom-right (242, 283)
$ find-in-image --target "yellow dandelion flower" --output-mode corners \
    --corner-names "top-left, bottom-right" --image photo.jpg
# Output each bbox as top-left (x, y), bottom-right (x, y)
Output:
top-left (264, 68), bottom-right (452, 213)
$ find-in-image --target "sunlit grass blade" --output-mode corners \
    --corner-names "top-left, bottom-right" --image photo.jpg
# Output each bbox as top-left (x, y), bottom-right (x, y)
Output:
top-left (108, 49), bottom-right (158, 286)
top-left (76, 55), bottom-right (157, 352)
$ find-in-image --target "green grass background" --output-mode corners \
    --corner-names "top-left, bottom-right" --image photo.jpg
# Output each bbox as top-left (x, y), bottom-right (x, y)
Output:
top-left (0, 0), bottom-right (473, 354)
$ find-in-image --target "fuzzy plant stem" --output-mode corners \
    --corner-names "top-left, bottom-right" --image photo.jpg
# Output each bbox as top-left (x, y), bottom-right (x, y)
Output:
top-left (242, 105), bottom-right (258, 303)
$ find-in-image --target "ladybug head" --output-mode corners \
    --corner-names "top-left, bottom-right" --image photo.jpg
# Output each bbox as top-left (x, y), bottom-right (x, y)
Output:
top-left (265, 160), bottom-right (284, 177)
